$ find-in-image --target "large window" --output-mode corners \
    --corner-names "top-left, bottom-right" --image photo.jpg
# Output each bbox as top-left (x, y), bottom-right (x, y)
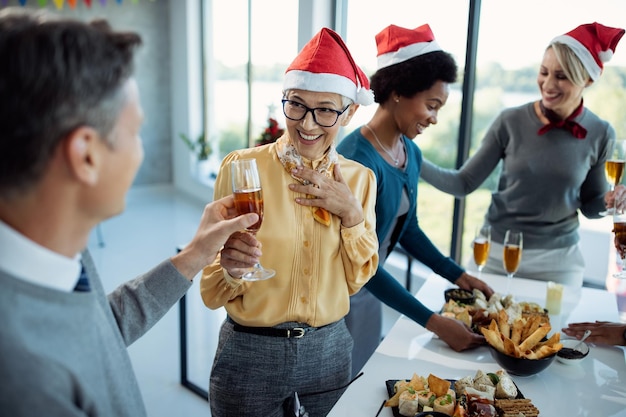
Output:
top-left (462, 0), bottom-right (626, 266)
top-left (201, 0), bottom-right (298, 182)
top-left (344, 0), bottom-right (471, 257)
top-left (198, 0), bottom-right (626, 267)
top-left (344, 0), bottom-right (626, 269)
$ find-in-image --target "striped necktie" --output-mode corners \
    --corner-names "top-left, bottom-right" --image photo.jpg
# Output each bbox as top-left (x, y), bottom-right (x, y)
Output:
top-left (74, 265), bottom-right (91, 292)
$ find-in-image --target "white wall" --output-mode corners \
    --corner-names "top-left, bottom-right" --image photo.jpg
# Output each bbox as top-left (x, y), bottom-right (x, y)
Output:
top-left (170, 0), bottom-right (213, 203)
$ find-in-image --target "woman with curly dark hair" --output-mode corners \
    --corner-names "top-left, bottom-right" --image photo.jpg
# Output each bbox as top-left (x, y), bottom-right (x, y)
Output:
top-left (337, 24), bottom-right (494, 376)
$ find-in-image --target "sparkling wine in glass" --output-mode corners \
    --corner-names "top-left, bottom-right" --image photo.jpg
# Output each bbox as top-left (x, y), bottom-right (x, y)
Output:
top-left (503, 230), bottom-right (523, 294)
top-left (473, 225), bottom-right (491, 277)
top-left (600, 140), bottom-right (626, 216)
top-left (231, 158), bottom-right (275, 281)
top-left (613, 196), bottom-right (626, 279)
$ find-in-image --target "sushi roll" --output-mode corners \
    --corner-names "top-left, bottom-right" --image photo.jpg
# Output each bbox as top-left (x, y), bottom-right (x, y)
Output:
top-left (495, 375), bottom-right (518, 399)
top-left (417, 389), bottom-right (436, 408)
top-left (398, 389), bottom-right (418, 416)
top-left (433, 389), bottom-right (456, 415)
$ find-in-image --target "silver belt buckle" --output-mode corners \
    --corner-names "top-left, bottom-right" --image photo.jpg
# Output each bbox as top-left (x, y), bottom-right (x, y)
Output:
top-left (289, 327), bottom-right (305, 338)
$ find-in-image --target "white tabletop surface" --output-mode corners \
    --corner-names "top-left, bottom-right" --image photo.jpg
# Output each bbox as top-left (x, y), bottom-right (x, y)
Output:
top-left (328, 273), bottom-right (626, 417)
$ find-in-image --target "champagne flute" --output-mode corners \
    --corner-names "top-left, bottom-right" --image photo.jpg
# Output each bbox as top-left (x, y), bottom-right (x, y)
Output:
top-left (473, 224), bottom-right (491, 277)
top-left (231, 158), bottom-right (276, 281)
top-left (613, 194), bottom-right (626, 279)
top-left (503, 230), bottom-right (523, 294)
top-left (600, 140), bottom-right (625, 216)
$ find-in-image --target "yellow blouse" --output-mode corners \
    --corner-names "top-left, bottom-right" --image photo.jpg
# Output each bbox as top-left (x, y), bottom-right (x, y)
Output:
top-left (200, 143), bottom-right (378, 327)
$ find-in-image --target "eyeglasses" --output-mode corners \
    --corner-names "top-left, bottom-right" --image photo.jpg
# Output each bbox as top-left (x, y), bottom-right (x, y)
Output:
top-left (282, 99), bottom-right (350, 128)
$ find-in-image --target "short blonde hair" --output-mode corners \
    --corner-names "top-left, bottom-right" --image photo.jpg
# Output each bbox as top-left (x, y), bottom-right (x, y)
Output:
top-left (549, 42), bottom-right (591, 87)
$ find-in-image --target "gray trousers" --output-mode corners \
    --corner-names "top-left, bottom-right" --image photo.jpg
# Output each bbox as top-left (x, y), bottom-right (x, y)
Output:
top-left (209, 318), bottom-right (353, 417)
top-left (345, 288), bottom-right (382, 378)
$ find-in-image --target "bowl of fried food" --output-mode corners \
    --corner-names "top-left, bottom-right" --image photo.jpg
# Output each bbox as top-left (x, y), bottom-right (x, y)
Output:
top-left (556, 339), bottom-right (589, 365)
top-left (481, 309), bottom-right (561, 376)
top-left (444, 288), bottom-right (476, 305)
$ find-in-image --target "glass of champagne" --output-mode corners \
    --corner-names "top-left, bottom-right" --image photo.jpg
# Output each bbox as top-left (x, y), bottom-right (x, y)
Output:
top-left (473, 224), bottom-right (491, 277)
top-left (600, 140), bottom-right (626, 216)
top-left (613, 195), bottom-right (626, 279)
top-left (503, 230), bottom-right (523, 293)
top-left (231, 158), bottom-right (275, 281)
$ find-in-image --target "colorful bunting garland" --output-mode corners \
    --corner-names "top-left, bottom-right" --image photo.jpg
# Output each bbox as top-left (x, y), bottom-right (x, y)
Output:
top-left (3, 0), bottom-right (153, 7)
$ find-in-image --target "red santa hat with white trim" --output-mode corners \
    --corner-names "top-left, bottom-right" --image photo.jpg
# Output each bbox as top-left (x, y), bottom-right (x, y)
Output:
top-left (283, 27), bottom-right (374, 106)
top-left (375, 24), bottom-right (443, 70)
top-left (550, 22), bottom-right (625, 81)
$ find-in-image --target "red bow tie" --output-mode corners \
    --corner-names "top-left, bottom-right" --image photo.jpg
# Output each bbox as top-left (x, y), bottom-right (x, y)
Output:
top-left (537, 101), bottom-right (587, 139)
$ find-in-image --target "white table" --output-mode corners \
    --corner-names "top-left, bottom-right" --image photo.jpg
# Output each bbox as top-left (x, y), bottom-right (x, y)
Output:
top-left (328, 273), bottom-right (626, 417)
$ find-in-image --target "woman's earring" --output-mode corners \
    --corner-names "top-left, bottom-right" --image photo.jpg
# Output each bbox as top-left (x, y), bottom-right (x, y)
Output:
top-left (395, 97), bottom-right (400, 103)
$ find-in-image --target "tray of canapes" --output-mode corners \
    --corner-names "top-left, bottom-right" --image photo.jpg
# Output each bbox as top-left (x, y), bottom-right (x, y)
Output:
top-left (440, 289), bottom-right (549, 334)
top-left (384, 369), bottom-right (540, 417)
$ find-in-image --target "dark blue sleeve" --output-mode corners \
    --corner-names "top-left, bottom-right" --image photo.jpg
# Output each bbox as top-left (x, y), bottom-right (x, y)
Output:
top-left (364, 267), bottom-right (434, 327)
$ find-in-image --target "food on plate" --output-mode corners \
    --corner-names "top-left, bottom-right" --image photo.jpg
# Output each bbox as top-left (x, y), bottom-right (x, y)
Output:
top-left (441, 290), bottom-right (549, 333)
top-left (480, 308), bottom-right (562, 360)
top-left (494, 398), bottom-right (540, 417)
top-left (467, 401), bottom-right (496, 417)
top-left (386, 368), bottom-right (540, 417)
top-left (417, 390), bottom-right (436, 408)
top-left (398, 389), bottom-right (419, 416)
top-left (432, 389), bottom-right (456, 415)
top-left (493, 374), bottom-right (518, 400)
top-left (453, 369), bottom-right (518, 403)
top-left (444, 288), bottom-right (476, 305)
top-left (385, 373), bottom-right (458, 416)
top-left (428, 374), bottom-right (451, 397)
top-left (385, 373), bottom-right (426, 407)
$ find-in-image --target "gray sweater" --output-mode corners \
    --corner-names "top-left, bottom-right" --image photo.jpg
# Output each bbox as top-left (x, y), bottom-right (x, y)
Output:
top-left (0, 250), bottom-right (191, 416)
top-left (421, 102), bottom-right (613, 249)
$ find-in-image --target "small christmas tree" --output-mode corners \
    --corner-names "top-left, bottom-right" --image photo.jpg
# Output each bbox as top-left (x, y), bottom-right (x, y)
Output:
top-left (255, 104), bottom-right (284, 146)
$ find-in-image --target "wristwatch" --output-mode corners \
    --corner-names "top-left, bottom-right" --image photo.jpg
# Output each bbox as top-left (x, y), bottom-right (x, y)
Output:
top-left (623, 327), bottom-right (626, 344)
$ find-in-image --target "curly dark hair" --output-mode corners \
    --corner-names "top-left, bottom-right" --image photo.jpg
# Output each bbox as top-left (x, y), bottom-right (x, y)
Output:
top-left (0, 8), bottom-right (142, 197)
top-left (370, 50), bottom-right (458, 104)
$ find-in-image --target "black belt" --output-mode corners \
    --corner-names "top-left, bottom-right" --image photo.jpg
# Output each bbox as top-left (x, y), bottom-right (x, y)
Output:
top-left (232, 323), bottom-right (305, 338)
top-left (228, 317), bottom-right (307, 338)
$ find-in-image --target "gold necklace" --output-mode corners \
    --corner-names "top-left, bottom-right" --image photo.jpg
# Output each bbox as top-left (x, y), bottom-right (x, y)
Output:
top-left (364, 124), bottom-right (402, 166)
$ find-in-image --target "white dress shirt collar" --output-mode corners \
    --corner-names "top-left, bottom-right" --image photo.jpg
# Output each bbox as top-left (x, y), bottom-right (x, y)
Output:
top-left (0, 220), bottom-right (81, 292)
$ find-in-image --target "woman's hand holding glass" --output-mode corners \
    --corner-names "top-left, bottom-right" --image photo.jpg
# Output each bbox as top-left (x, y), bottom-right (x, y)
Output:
top-left (600, 139), bottom-right (626, 216)
top-left (228, 158), bottom-right (275, 281)
top-left (613, 192), bottom-right (626, 279)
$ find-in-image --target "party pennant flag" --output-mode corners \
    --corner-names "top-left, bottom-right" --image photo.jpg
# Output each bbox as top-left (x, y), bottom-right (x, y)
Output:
top-left (68, 0), bottom-right (77, 7)
top-left (84, 0), bottom-right (92, 7)
top-left (99, 0), bottom-right (107, 6)
top-left (38, 0), bottom-right (48, 7)
top-left (53, 0), bottom-right (64, 9)
top-left (18, 0), bottom-right (27, 6)
top-left (116, 0), bottom-right (122, 4)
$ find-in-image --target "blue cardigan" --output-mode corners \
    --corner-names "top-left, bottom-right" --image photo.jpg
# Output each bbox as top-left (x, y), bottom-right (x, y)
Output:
top-left (337, 128), bottom-right (464, 325)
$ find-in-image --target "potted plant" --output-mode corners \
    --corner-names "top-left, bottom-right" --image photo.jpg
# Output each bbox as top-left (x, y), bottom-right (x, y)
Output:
top-left (179, 132), bottom-right (212, 160)
top-left (255, 117), bottom-right (284, 146)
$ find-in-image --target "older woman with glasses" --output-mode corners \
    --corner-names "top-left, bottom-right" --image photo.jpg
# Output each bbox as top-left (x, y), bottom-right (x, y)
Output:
top-left (200, 28), bottom-right (378, 417)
